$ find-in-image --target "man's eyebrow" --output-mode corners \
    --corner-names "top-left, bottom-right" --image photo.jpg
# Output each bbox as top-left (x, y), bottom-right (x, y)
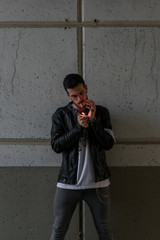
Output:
top-left (71, 94), bottom-right (77, 97)
top-left (80, 90), bottom-right (85, 94)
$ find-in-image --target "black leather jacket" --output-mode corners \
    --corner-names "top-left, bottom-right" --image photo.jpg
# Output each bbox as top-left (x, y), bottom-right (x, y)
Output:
top-left (51, 102), bottom-right (114, 185)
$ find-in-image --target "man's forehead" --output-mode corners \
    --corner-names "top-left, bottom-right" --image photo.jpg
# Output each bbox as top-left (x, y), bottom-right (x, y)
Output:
top-left (67, 83), bottom-right (86, 94)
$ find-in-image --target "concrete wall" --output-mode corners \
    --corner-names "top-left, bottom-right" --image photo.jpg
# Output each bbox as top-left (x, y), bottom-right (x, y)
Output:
top-left (0, 1), bottom-right (160, 240)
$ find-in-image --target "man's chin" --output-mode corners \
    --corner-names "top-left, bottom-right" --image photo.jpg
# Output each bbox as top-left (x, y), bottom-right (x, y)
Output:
top-left (72, 101), bottom-right (86, 110)
top-left (78, 103), bottom-right (85, 109)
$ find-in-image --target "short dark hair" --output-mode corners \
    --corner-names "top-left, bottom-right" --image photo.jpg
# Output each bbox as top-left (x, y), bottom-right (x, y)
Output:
top-left (63, 74), bottom-right (85, 92)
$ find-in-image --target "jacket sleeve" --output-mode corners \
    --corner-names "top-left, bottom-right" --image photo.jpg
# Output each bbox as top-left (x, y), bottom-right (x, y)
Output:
top-left (50, 110), bottom-right (84, 153)
top-left (88, 106), bottom-right (115, 150)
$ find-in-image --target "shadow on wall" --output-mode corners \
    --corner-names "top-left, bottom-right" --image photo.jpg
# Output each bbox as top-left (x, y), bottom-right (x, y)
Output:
top-left (110, 167), bottom-right (160, 240)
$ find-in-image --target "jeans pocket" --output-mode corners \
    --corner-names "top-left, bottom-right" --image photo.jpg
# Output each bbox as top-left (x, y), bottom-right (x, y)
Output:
top-left (96, 186), bottom-right (110, 204)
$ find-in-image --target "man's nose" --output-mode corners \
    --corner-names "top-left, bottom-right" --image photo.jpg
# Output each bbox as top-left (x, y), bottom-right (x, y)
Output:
top-left (77, 96), bottom-right (82, 102)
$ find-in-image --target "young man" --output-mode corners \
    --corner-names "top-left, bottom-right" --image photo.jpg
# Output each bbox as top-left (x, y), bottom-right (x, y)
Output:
top-left (50, 74), bottom-right (115, 240)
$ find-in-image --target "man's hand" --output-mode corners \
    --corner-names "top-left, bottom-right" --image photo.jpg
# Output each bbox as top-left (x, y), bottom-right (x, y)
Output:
top-left (77, 113), bottom-right (89, 128)
top-left (86, 100), bottom-right (96, 122)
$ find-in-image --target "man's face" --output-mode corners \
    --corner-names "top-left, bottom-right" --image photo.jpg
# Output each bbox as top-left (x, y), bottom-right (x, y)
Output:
top-left (66, 83), bottom-right (88, 110)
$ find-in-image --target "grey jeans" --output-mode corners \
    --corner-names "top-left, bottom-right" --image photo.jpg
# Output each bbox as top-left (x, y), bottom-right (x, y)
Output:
top-left (50, 186), bottom-right (113, 240)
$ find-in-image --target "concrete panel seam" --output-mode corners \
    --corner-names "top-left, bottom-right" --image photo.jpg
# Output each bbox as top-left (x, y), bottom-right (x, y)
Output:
top-left (77, 0), bottom-right (83, 76)
top-left (77, 0), bottom-right (82, 22)
top-left (0, 139), bottom-right (160, 145)
top-left (0, 21), bottom-right (160, 28)
top-left (0, 139), bottom-right (50, 145)
top-left (11, 30), bottom-right (22, 95)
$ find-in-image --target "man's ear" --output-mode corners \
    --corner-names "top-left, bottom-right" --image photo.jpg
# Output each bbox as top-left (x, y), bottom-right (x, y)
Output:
top-left (66, 91), bottom-right (71, 99)
top-left (85, 84), bottom-right (88, 92)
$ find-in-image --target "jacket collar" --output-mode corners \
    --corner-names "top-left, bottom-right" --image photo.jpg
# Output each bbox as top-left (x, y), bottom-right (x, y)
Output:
top-left (67, 101), bottom-right (77, 113)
